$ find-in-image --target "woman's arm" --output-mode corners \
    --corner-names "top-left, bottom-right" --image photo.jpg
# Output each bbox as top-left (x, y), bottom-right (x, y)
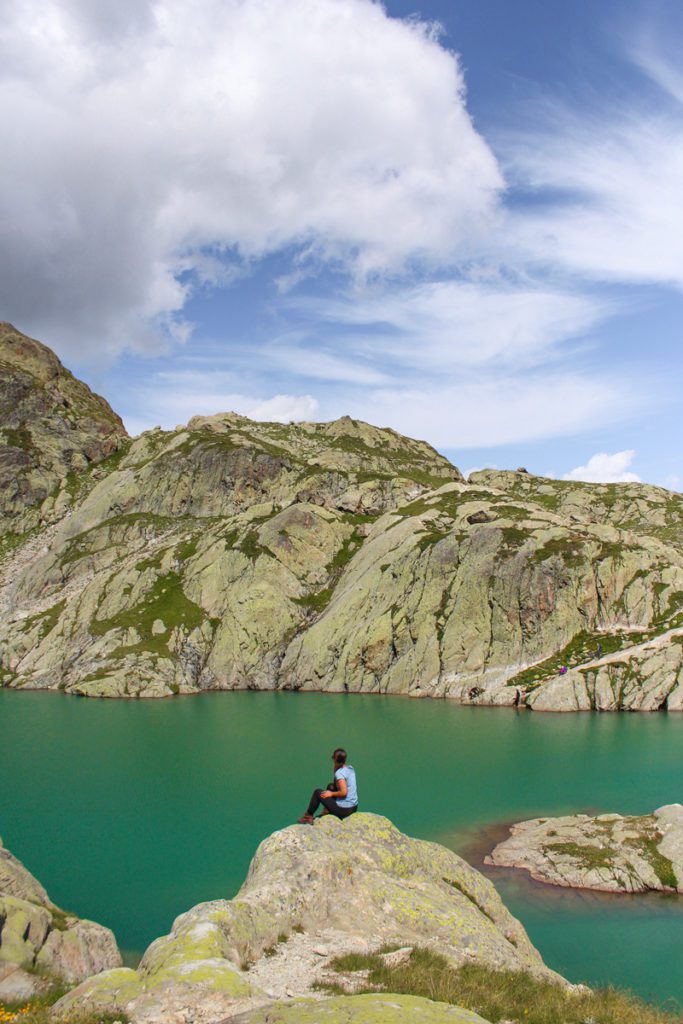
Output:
top-left (321, 777), bottom-right (348, 799)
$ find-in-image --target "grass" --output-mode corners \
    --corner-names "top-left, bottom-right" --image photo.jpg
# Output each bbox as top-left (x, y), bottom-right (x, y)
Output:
top-left (175, 533), bottom-right (202, 561)
top-left (506, 630), bottom-right (642, 692)
top-left (293, 587), bottom-right (334, 613)
top-left (293, 529), bottom-right (364, 616)
top-left (499, 526), bottom-right (532, 552)
top-left (91, 571), bottom-right (205, 643)
top-left (59, 511), bottom-right (183, 567)
top-left (532, 535), bottom-right (587, 567)
top-left (2, 424), bottom-right (34, 451)
top-left (416, 528), bottom-right (449, 552)
top-left (20, 601), bottom-right (65, 640)
top-left (0, 1004), bottom-right (127, 1024)
top-left (320, 946), bottom-right (682, 1024)
top-left (543, 841), bottom-right (615, 871)
top-left (0, 969), bottom-right (127, 1024)
top-left (639, 835), bottom-right (678, 889)
top-left (239, 529), bottom-right (270, 561)
top-left (0, 526), bottom-right (39, 562)
top-left (622, 820), bottom-right (679, 889)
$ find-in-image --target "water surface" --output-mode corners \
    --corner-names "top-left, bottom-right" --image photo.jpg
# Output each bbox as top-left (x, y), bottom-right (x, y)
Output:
top-left (1, 690), bottom-right (682, 1005)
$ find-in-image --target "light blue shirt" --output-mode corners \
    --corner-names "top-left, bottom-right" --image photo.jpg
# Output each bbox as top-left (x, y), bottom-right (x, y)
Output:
top-left (335, 765), bottom-right (358, 808)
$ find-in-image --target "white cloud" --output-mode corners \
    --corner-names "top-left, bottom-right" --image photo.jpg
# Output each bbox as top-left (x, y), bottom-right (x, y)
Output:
top-left (247, 394), bottom-right (318, 423)
top-left (563, 451), bottom-right (640, 484)
top-left (0, 0), bottom-right (502, 359)
top-left (506, 52), bottom-right (683, 291)
top-left (343, 373), bottom-right (633, 450)
top-left (291, 280), bottom-right (608, 374)
top-left (116, 366), bottom-right (318, 433)
top-left (662, 473), bottom-right (682, 493)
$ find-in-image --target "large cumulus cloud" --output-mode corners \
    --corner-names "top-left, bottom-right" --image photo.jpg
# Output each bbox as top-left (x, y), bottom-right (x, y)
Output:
top-left (0, 0), bottom-right (502, 357)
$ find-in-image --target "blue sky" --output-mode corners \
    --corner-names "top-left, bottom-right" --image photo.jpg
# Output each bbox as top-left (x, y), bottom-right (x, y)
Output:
top-left (1, 0), bottom-right (681, 487)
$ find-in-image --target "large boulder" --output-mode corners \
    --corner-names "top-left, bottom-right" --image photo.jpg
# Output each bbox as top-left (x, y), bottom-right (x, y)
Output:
top-left (231, 993), bottom-right (491, 1024)
top-left (56, 814), bottom-right (563, 1023)
top-left (0, 835), bottom-right (121, 999)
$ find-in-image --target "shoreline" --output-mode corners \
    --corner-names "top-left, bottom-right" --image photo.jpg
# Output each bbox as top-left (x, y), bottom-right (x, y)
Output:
top-left (3, 681), bottom-right (683, 713)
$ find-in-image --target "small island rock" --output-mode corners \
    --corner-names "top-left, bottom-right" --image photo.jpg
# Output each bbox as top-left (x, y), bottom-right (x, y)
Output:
top-left (486, 804), bottom-right (683, 893)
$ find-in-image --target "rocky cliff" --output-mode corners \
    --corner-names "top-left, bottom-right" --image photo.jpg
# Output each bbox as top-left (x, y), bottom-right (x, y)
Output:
top-left (1, 328), bottom-right (682, 710)
top-left (0, 835), bottom-right (121, 1002)
top-left (56, 814), bottom-right (558, 1023)
top-left (0, 323), bottom-right (127, 534)
top-left (486, 804), bottom-right (683, 894)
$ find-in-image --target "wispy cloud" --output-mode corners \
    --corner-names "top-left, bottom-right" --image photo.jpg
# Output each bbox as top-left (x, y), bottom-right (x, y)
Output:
top-left (504, 52), bottom-right (683, 291)
top-left (346, 372), bottom-right (633, 450)
top-left (290, 280), bottom-right (609, 374)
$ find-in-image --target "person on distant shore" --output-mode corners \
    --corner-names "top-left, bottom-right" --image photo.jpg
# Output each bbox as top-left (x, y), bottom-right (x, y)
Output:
top-left (298, 748), bottom-right (358, 824)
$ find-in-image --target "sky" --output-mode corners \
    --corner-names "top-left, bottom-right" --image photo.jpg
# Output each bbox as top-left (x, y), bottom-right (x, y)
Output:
top-left (1, 0), bottom-right (682, 487)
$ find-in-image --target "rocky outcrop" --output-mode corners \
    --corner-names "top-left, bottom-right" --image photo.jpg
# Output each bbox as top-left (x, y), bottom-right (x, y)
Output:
top-left (1, 330), bottom-right (682, 708)
top-left (56, 814), bottom-right (561, 1023)
top-left (0, 835), bottom-right (121, 1000)
top-left (0, 323), bottom-right (127, 534)
top-left (486, 804), bottom-right (683, 893)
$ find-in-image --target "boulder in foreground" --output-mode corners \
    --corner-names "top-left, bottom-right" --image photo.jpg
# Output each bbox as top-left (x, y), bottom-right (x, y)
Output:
top-left (0, 835), bottom-right (121, 1001)
top-left (231, 992), bottom-right (491, 1023)
top-left (57, 813), bottom-right (562, 1022)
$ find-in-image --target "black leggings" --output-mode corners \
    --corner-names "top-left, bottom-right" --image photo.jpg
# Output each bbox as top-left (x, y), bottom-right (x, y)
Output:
top-left (306, 787), bottom-right (358, 819)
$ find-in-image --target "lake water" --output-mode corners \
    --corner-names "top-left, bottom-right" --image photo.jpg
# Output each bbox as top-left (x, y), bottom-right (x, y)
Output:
top-left (2, 689), bottom-right (683, 1007)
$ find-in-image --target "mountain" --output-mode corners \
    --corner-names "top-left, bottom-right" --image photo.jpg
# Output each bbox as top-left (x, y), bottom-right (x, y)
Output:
top-left (0, 327), bottom-right (682, 710)
top-left (0, 323), bottom-right (127, 531)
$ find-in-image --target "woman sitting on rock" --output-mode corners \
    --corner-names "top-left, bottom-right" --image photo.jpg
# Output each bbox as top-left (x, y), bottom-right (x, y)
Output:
top-left (298, 747), bottom-right (358, 823)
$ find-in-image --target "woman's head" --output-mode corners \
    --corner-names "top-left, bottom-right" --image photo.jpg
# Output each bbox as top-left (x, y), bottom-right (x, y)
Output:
top-left (332, 747), bottom-right (347, 767)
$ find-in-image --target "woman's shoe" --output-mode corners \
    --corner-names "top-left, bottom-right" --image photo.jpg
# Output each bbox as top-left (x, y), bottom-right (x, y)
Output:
top-left (297, 814), bottom-right (314, 824)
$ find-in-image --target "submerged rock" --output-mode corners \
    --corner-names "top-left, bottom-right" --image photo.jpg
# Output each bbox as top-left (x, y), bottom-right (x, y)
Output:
top-left (0, 835), bottom-right (121, 997)
top-left (56, 814), bottom-right (563, 1022)
top-left (486, 804), bottom-right (683, 893)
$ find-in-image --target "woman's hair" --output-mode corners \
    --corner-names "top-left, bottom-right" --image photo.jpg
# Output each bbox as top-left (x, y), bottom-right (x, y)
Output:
top-left (332, 747), bottom-right (347, 766)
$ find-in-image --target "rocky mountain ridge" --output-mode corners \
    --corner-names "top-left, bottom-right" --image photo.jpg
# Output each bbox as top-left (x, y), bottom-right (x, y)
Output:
top-left (0, 323), bottom-right (127, 532)
top-left (1, 324), bottom-right (682, 710)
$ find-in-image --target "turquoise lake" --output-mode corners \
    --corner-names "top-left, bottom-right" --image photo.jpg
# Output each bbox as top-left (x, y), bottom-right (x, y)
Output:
top-left (2, 689), bottom-right (683, 1007)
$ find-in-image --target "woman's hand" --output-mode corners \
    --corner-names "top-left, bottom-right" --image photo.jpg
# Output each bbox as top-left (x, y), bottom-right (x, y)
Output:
top-left (320, 790), bottom-right (332, 798)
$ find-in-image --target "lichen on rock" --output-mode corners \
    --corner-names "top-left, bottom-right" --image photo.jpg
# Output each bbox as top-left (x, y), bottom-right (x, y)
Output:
top-left (230, 992), bottom-right (492, 1024)
top-left (1, 328), bottom-right (682, 710)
